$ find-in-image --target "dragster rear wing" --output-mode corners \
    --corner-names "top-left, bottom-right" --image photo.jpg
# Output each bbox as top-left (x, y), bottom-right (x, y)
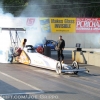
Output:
top-left (0, 28), bottom-right (26, 48)
top-left (1, 28), bottom-right (26, 31)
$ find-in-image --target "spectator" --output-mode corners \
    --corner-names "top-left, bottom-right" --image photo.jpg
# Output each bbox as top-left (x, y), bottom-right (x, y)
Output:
top-left (56, 35), bottom-right (65, 63)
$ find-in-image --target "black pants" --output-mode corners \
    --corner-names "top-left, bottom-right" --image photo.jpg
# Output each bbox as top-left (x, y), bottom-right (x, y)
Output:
top-left (57, 49), bottom-right (64, 61)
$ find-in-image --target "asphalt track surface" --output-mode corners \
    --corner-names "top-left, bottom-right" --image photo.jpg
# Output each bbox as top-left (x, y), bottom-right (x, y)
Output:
top-left (0, 50), bottom-right (100, 100)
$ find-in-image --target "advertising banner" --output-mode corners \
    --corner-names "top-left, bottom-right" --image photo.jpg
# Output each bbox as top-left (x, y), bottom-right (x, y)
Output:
top-left (50, 18), bottom-right (76, 33)
top-left (39, 18), bottom-right (51, 33)
top-left (76, 18), bottom-right (100, 33)
top-left (0, 17), bottom-right (41, 33)
top-left (15, 17), bottom-right (41, 33)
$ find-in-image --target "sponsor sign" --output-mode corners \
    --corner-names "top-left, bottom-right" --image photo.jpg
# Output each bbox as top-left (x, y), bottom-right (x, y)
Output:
top-left (50, 18), bottom-right (76, 33)
top-left (39, 18), bottom-right (51, 33)
top-left (26, 18), bottom-right (35, 26)
top-left (0, 17), bottom-right (41, 32)
top-left (76, 18), bottom-right (100, 33)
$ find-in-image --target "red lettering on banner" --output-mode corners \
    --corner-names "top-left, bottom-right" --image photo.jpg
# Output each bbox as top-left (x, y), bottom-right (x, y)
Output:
top-left (76, 18), bottom-right (100, 33)
top-left (26, 18), bottom-right (35, 26)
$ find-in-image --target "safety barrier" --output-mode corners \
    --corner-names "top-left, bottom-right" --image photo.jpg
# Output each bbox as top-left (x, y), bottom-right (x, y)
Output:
top-left (72, 50), bottom-right (100, 67)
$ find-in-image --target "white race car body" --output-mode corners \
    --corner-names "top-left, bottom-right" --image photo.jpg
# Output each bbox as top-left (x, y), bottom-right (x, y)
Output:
top-left (23, 48), bottom-right (67, 71)
top-left (28, 52), bottom-right (58, 70)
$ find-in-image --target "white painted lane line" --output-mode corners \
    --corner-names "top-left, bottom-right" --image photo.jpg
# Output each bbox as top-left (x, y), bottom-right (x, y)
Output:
top-left (0, 96), bottom-right (4, 100)
top-left (0, 71), bottom-right (43, 92)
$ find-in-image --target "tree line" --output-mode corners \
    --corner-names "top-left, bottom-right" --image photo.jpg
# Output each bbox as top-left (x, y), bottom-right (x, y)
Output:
top-left (2, 0), bottom-right (100, 17)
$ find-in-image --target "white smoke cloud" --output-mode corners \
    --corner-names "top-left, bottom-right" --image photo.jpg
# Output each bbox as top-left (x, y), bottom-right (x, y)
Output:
top-left (0, 6), bottom-right (14, 63)
top-left (0, 1), bottom-right (49, 63)
top-left (0, 7), bottom-right (14, 49)
top-left (19, 1), bottom-right (49, 46)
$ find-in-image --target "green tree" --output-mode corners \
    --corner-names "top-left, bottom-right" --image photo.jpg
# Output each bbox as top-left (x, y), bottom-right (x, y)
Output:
top-left (45, 0), bottom-right (100, 17)
top-left (2, 0), bottom-right (100, 17)
top-left (87, 0), bottom-right (100, 17)
top-left (2, 0), bottom-right (28, 16)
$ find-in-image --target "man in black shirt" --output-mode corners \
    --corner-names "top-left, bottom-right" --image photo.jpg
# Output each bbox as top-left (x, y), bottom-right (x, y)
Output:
top-left (57, 35), bottom-right (65, 63)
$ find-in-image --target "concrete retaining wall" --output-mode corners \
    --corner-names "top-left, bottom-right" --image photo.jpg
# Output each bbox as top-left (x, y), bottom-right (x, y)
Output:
top-left (72, 50), bottom-right (100, 67)
top-left (46, 33), bottom-right (100, 48)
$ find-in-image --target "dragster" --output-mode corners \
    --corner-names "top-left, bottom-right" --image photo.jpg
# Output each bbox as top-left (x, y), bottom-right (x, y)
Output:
top-left (0, 28), bottom-right (89, 75)
top-left (15, 45), bottom-right (89, 74)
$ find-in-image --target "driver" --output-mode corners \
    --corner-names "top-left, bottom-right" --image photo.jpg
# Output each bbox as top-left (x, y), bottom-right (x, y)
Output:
top-left (13, 38), bottom-right (27, 57)
top-left (21, 38), bottom-right (27, 49)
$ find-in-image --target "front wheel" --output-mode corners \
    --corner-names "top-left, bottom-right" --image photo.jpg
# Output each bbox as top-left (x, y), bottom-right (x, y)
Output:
top-left (56, 62), bottom-right (62, 75)
top-left (72, 61), bottom-right (79, 74)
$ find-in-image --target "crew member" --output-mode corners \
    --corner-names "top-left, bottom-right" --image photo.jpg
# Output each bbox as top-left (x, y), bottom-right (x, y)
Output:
top-left (56, 35), bottom-right (65, 63)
